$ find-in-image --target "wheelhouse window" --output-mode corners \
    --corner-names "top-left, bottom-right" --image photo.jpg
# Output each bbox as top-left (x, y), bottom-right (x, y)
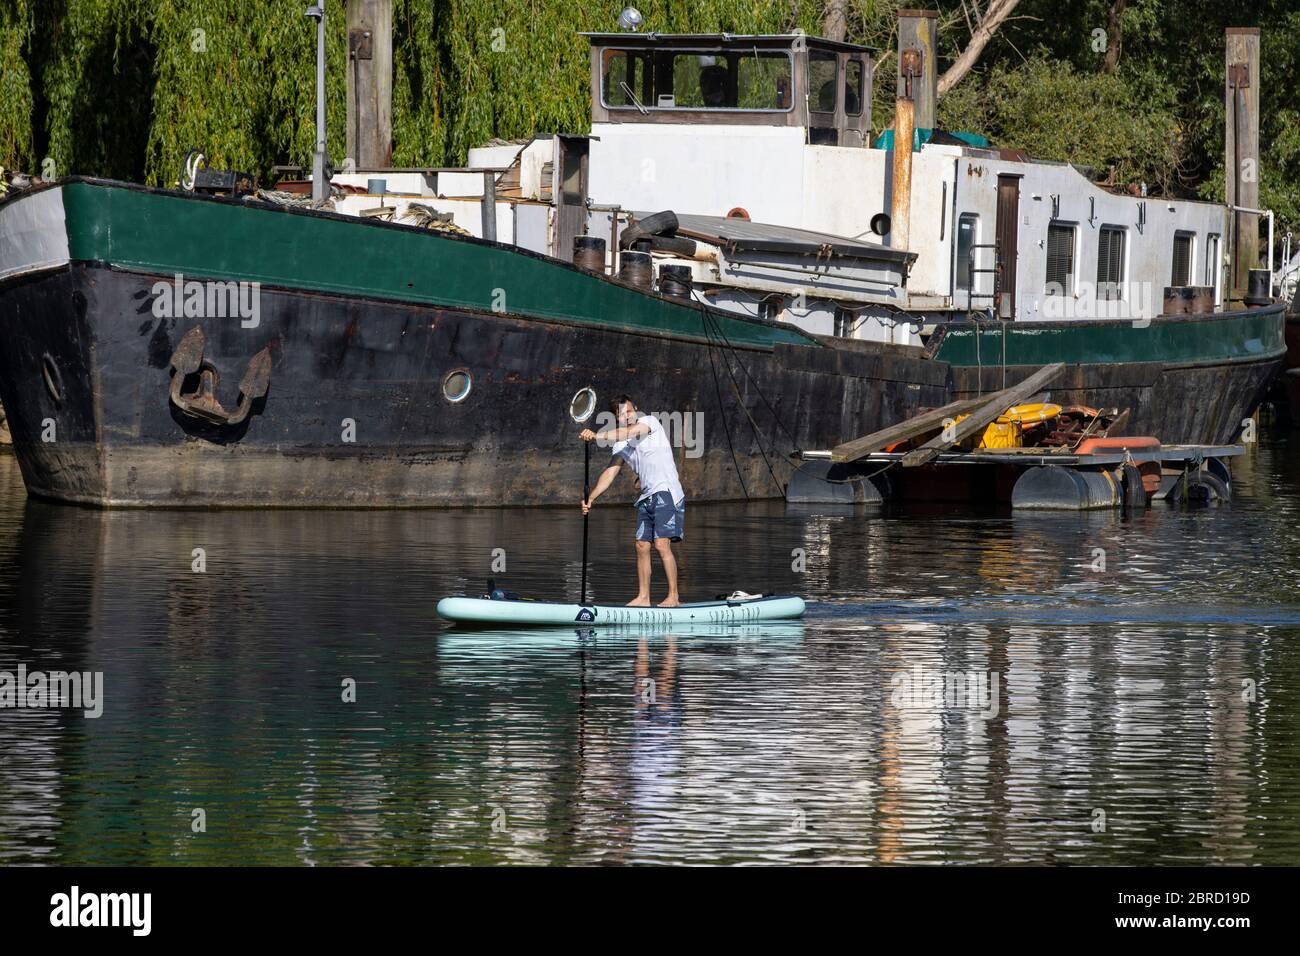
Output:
top-left (809, 52), bottom-right (838, 113)
top-left (1171, 231), bottom-right (1194, 286)
top-left (1045, 222), bottom-right (1076, 295)
top-left (955, 213), bottom-right (978, 292)
top-left (601, 48), bottom-right (794, 112)
top-left (844, 60), bottom-right (864, 116)
top-left (602, 49), bottom-right (650, 108)
top-left (1097, 226), bottom-right (1126, 300)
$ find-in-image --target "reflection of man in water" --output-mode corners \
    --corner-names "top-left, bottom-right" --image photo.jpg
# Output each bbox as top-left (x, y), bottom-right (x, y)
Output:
top-left (630, 635), bottom-right (683, 852)
top-left (700, 64), bottom-right (728, 107)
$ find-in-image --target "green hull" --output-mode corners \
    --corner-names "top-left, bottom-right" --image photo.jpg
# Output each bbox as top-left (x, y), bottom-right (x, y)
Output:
top-left (931, 312), bottom-right (1285, 368)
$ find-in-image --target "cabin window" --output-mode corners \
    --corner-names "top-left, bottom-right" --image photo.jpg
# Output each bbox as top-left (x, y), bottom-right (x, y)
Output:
top-left (602, 50), bottom-right (650, 108)
top-left (735, 53), bottom-right (792, 110)
top-left (1097, 226), bottom-right (1126, 299)
top-left (601, 48), bottom-right (794, 112)
top-left (844, 60), bottom-right (864, 116)
top-left (834, 308), bottom-right (855, 338)
top-left (1206, 233), bottom-right (1221, 300)
top-left (809, 52), bottom-right (838, 113)
top-left (1045, 222), bottom-right (1075, 294)
top-left (955, 214), bottom-right (978, 291)
top-left (1171, 231), bottom-right (1194, 286)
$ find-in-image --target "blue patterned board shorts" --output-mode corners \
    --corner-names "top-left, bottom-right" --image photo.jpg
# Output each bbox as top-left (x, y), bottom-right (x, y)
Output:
top-left (635, 491), bottom-right (685, 543)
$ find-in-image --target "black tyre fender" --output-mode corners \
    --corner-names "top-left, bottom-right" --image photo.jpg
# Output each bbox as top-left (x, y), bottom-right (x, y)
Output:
top-left (620, 209), bottom-right (679, 247)
top-left (1167, 469), bottom-right (1230, 505)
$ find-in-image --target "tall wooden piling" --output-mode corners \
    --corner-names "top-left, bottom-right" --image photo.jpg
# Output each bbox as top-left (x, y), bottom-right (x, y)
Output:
top-left (346, 0), bottom-right (393, 170)
top-left (1225, 27), bottom-right (1260, 307)
top-left (897, 10), bottom-right (938, 130)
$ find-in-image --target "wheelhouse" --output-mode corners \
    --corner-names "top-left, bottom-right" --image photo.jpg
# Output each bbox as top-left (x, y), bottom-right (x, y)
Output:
top-left (583, 33), bottom-right (875, 147)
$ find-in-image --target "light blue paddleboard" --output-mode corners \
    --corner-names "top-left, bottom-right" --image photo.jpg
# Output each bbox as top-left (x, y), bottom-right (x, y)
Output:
top-left (436, 594), bottom-right (806, 628)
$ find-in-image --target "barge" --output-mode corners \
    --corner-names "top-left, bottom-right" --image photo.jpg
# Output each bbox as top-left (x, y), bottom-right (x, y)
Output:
top-left (0, 13), bottom-right (1285, 507)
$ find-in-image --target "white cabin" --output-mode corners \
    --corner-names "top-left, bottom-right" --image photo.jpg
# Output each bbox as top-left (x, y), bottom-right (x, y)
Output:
top-left (331, 32), bottom-right (1231, 344)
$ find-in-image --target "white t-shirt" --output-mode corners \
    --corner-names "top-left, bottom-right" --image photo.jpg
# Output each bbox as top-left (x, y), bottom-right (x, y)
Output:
top-left (611, 415), bottom-right (685, 504)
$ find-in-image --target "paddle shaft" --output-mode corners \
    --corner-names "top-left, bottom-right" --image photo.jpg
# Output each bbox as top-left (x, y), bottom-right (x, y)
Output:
top-left (580, 440), bottom-right (590, 605)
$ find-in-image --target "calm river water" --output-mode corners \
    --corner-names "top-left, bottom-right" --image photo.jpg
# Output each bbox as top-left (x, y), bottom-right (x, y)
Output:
top-left (1, 435), bottom-right (1298, 865)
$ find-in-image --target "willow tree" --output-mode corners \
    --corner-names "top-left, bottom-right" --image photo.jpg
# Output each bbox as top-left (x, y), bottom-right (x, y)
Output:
top-left (145, 0), bottom-right (347, 186)
top-left (31, 0), bottom-right (155, 182)
top-left (0, 0), bottom-right (35, 173)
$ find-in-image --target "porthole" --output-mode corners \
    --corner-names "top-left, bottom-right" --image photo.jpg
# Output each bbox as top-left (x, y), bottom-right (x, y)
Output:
top-left (569, 386), bottom-right (597, 423)
top-left (41, 353), bottom-right (63, 406)
top-left (442, 368), bottom-right (472, 403)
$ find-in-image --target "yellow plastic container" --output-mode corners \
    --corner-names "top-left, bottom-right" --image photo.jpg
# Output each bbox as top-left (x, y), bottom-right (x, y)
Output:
top-left (975, 421), bottom-right (1023, 449)
top-left (946, 403), bottom-right (1062, 451)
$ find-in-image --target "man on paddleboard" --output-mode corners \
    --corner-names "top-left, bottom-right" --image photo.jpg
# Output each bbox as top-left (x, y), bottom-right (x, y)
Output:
top-left (580, 395), bottom-right (685, 607)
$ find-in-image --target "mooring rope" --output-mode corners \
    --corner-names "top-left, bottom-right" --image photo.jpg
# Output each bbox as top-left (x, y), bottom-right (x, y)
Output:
top-left (699, 302), bottom-right (750, 500)
top-left (696, 300), bottom-right (795, 502)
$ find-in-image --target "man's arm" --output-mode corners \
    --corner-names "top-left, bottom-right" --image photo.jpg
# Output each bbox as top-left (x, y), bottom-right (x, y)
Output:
top-left (583, 461), bottom-right (622, 513)
top-left (580, 422), bottom-right (651, 444)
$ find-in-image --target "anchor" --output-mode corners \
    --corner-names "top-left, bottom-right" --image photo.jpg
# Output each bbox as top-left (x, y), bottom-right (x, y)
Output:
top-left (168, 327), bottom-right (272, 427)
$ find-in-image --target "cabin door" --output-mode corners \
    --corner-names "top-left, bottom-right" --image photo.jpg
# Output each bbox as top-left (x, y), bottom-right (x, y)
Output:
top-left (994, 174), bottom-right (1021, 319)
top-left (554, 135), bottom-right (590, 262)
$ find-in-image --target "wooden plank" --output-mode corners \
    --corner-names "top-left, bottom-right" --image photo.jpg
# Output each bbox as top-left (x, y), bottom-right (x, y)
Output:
top-left (901, 363), bottom-right (1065, 467)
top-left (831, 396), bottom-right (988, 463)
top-left (1102, 408), bottom-right (1131, 436)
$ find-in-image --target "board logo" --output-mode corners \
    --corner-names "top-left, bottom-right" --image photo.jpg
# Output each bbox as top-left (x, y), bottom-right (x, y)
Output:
top-left (575, 608), bottom-right (595, 623)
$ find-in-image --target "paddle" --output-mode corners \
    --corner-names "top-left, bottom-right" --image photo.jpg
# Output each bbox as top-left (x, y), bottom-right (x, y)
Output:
top-left (580, 438), bottom-right (591, 606)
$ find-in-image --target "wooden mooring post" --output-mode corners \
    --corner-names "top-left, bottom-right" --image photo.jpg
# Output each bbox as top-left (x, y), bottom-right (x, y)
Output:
top-left (897, 10), bottom-right (938, 130)
top-left (346, 0), bottom-right (393, 170)
top-left (1225, 27), bottom-right (1260, 307)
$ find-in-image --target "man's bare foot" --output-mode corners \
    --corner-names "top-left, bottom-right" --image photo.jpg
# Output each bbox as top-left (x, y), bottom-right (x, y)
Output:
top-left (657, 597), bottom-right (680, 608)
top-left (626, 596), bottom-right (651, 607)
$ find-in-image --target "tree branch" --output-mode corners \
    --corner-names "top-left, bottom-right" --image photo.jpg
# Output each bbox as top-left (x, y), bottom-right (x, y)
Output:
top-left (1103, 0), bottom-right (1126, 74)
top-left (937, 0), bottom-right (1023, 97)
top-left (821, 0), bottom-right (848, 43)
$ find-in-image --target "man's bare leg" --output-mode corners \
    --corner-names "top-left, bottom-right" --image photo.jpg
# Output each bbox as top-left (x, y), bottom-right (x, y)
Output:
top-left (655, 538), bottom-right (680, 607)
top-left (627, 540), bottom-right (652, 606)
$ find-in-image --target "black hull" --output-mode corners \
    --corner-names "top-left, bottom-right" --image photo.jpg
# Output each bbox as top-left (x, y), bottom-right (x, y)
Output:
top-left (0, 263), bottom-right (949, 506)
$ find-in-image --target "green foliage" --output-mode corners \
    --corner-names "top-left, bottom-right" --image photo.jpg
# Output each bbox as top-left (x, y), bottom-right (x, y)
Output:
top-left (0, 0), bottom-right (35, 172)
top-left (938, 55), bottom-right (1184, 192)
top-left (37, 0), bottom-right (156, 181)
top-left (146, 0), bottom-right (347, 187)
top-left (970, 0), bottom-right (1300, 237)
top-left (0, 0), bottom-right (1295, 240)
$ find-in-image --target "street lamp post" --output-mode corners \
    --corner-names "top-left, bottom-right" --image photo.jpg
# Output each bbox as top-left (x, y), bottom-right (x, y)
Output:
top-left (306, 2), bottom-right (328, 201)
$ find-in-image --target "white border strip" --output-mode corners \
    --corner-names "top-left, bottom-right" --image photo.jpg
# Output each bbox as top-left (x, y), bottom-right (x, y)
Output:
top-left (0, 186), bottom-right (70, 283)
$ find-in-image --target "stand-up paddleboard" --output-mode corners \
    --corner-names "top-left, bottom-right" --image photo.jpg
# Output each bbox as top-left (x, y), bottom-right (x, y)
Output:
top-left (436, 593), bottom-right (806, 628)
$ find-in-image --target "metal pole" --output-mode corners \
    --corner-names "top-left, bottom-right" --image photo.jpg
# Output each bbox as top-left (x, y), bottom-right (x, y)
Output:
top-left (310, 1), bottom-right (328, 201)
top-left (580, 440), bottom-right (591, 606)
